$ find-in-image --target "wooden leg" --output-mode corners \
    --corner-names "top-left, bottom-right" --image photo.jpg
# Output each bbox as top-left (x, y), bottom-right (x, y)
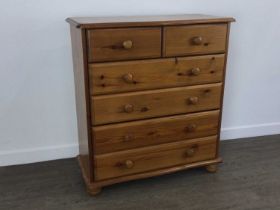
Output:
top-left (87, 186), bottom-right (102, 196)
top-left (205, 164), bottom-right (218, 173)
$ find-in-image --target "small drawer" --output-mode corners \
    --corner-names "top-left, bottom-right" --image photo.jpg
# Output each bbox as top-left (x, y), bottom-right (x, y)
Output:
top-left (94, 136), bottom-right (217, 180)
top-left (89, 54), bottom-right (225, 95)
top-left (93, 110), bottom-right (219, 154)
top-left (92, 83), bottom-right (222, 125)
top-left (163, 24), bottom-right (227, 57)
top-left (87, 27), bottom-right (161, 62)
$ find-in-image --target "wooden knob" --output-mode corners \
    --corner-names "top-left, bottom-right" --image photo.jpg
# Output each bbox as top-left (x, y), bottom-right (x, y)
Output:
top-left (124, 160), bottom-right (134, 169)
top-left (122, 40), bottom-right (133, 49)
top-left (192, 36), bottom-right (203, 45)
top-left (190, 67), bottom-right (201, 76)
top-left (123, 134), bottom-right (134, 142)
top-left (186, 148), bottom-right (196, 157)
top-left (124, 104), bottom-right (134, 113)
top-left (123, 73), bottom-right (134, 83)
top-left (186, 124), bottom-right (197, 132)
top-left (188, 97), bottom-right (199, 105)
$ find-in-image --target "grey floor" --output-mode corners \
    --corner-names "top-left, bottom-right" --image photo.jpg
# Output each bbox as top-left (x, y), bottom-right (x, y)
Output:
top-left (1, 135), bottom-right (280, 210)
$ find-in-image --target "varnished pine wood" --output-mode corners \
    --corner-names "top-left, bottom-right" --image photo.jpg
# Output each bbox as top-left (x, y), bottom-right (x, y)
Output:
top-left (94, 136), bottom-right (217, 180)
top-left (92, 83), bottom-right (222, 125)
top-left (215, 23), bottom-right (232, 158)
top-left (87, 28), bottom-right (161, 62)
top-left (68, 14), bottom-right (234, 195)
top-left (163, 24), bottom-right (228, 57)
top-left (77, 156), bottom-right (102, 195)
top-left (93, 110), bottom-right (220, 154)
top-left (66, 14), bottom-right (235, 29)
top-left (69, 26), bottom-right (94, 182)
top-left (78, 154), bottom-right (222, 192)
top-left (89, 54), bottom-right (225, 95)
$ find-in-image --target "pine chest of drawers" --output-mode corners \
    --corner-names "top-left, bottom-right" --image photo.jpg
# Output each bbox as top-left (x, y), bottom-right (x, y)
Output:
top-left (67, 14), bottom-right (235, 195)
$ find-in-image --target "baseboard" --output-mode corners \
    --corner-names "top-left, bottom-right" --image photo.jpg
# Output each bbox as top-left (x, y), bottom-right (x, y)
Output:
top-left (1, 122), bottom-right (280, 166)
top-left (0, 144), bottom-right (78, 167)
top-left (221, 122), bottom-right (280, 140)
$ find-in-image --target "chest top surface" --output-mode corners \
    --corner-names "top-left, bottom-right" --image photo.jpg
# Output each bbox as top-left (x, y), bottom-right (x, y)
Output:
top-left (66, 14), bottom-right (235, 28)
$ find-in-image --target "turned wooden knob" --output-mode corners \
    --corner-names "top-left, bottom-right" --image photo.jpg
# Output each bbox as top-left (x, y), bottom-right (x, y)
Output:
top-left (185, 124), bottom-right (197, 132)
top-left (186, 148), bottom-right (196, 157)
top-left (124, 160), bottom-right (134, 169)
top-left (123, 73), bottom-right (134, 83)
top-left (188, 97), bottom-right (199, 105)
top-left (124, 104), bottom-right (134, 113)
top-left (123, 134), bottom-right (134, 142)
top-left (122, 40), bottom-right (133, 49)
top-left (192, 36), bottom-right (203, 45)
top-left (190, 67), bottom-right (201, 76)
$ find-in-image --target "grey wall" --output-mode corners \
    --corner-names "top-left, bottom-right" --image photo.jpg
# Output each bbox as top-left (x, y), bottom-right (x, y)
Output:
top-left (1, 0), bottom-right (280, 166)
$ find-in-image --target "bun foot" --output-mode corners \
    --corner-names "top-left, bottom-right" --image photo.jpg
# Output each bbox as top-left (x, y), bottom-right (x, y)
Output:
top-left (87, 186), bottom-right (102, 196)
top-left (205, 164), bottom-right (218, 173)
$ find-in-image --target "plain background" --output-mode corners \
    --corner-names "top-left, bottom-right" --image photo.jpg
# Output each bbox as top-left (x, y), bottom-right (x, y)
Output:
top-left (1, 0), bottom-right (280, 166)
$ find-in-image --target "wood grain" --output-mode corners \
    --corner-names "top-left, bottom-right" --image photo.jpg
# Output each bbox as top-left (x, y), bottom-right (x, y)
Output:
top-left (163, 24), bottom-right (227, 57)
top-left (93, 110), bottom-right (220, 154)
top-left (69, 26), bottom-right (94, 182)
top-left (79, 155), bottom-right (222, 191)
top-left (94, 136), bottom-right (217, 180)
top-left (87, 28), bottom-right (161, 62)
top-left (89, 54), bottom-right (225, 95)
top-left (66, 14), bottom-right (235, 29)
top-left (215, 23), bottom-right (232, 158)
top-left (92, 83), bottom-right (222, 125)
top-left (67, 14), bottom-right (235, 194)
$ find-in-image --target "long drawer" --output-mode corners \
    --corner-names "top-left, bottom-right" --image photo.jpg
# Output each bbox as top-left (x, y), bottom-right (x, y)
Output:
top-left (94, 136), bottom-right (217, 180)
top-left (91, 83), bottom-right (222, 125)
top-left (89, 54), bottom-right (225, 95)
top-left (163, 24), bottom-right (227, 57)
top-left (93, 110), bottom-right (219, 154)
top-left (87, 27), bottom-right (161, 62)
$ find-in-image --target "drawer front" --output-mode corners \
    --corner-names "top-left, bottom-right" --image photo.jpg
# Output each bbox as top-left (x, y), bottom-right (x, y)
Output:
top-left (87, 27), bottom-right (161, 62)
top-left (89, 54), bottom-right (225, 95)
top-left (93, 110), bottom-right (219, 154)
top-left (164, 24), bottom-right (227, 57)
top-left (94, 136), bottom-right (217, 180)
top-left (92, 83), bottom-right (222, 125)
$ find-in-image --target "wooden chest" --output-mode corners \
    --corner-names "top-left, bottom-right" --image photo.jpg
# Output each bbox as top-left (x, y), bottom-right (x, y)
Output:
top-left (67, 14), bottom-right (235, 195)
